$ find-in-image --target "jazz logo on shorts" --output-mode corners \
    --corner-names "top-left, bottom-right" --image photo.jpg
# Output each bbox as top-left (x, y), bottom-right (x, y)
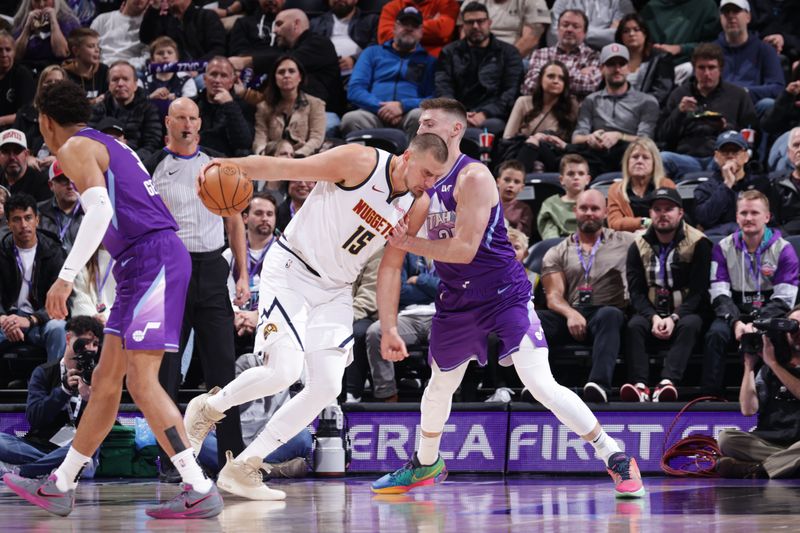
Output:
top-left (133, 321), bottom-right (161, 342)
top-left (263, 322), bottom-right (278, 339)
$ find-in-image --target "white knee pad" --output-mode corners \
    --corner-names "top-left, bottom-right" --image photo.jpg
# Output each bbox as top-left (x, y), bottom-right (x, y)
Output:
top-left (420, 361), bottom-right (468, 433)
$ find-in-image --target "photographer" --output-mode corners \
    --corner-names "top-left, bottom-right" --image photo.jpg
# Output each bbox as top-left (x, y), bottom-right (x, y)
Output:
top-left (0, 316), bottom-right (102, 478)
top-left (716, 309), bottom-right (800, 479)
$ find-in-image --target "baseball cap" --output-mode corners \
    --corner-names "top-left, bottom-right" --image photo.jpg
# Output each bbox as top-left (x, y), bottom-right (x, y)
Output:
top-left (49, 160), bottom-right (65, 181)
top-left (599, 43), bottom-right (629, 65)
top-left (0, 129), bottom-right (27, 150)
top-left (647, 187), bottom-right (682, 209)
top-left (396, 6), bottom-right (423, 26)
top-left (720, 0), bottom-right (750, 12)
top-left (96, 117), bottom-right (125, 137)
top-left (714, 130), bottom-right (748, 151)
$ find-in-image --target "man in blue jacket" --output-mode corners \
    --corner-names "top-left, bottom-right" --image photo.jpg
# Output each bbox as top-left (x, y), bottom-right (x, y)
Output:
top-left (340, 6), bottom-right (436, 138)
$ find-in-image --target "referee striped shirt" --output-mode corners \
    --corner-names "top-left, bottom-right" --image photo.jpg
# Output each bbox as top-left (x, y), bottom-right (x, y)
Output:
top-left (146, 147), bottom-right (225, 253)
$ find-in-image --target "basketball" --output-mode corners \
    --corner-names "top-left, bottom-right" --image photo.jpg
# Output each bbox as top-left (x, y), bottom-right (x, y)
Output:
top-left (198, 162), bottom-right (253, 217)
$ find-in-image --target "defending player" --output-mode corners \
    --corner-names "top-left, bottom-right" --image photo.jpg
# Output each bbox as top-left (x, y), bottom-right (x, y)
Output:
top-left (371, 98), bottom-right (646, 498)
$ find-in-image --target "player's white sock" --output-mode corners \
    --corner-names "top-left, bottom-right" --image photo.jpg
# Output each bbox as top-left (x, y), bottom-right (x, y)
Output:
top-left (590, 430), bottom-right (622, 465)
top-left (171, 448), bottom-right (212, 493)
top-left (54, 447), bottom-right (92, 491)
top-left (417, 433), bottom-right (442, 466)
top-left (237, 426), bottom-right (283, 462)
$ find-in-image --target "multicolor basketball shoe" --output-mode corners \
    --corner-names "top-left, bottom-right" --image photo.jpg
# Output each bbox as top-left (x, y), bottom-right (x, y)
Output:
top-left (606, 452), bottom-right (646, 498)
top-left (2, 473), bottom-right (75, 517)
top-left (371, 453), bottom-right (447, 494)
top-left (145, 483), bottom-right (224, 519)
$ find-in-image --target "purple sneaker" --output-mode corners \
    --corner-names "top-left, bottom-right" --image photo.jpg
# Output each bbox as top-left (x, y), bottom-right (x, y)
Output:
top-left (2, 473), bottom-right (75, 517)
top-left (146, 483), bottom-right (224, 519)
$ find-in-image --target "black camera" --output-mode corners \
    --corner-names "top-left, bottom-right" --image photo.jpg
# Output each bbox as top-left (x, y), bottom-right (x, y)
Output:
top-left (739, 318), bottom-right (799, 361)
top-left (73, 338), bottom-right (101, 386)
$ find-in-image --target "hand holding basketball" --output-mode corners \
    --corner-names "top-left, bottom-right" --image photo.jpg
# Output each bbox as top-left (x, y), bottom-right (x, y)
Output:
top-left (198, 161), bottom-right (253, 217)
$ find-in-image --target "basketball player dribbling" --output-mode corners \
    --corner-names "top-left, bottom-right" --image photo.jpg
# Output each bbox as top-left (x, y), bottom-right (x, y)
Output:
top-left (371, 98), bottom-right (645, 498)
top-left (2, 80), bottom-right (224, 518)
top-left (183, 133), bottom-right (450, 499)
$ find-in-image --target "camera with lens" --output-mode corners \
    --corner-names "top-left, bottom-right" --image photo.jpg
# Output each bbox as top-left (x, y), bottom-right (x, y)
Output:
top-left (73, 338), bottom-right (101, 386)
top-left (739, 317), bottom-right (798, 363)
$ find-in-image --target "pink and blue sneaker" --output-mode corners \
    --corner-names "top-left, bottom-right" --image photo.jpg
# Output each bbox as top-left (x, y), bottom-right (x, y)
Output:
top-left (606, 452), bottom-right (646, 498)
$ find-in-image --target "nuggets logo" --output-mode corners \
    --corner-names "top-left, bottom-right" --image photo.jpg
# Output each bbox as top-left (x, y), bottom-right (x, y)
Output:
top-left (263, 322), bottom-right (278, 339)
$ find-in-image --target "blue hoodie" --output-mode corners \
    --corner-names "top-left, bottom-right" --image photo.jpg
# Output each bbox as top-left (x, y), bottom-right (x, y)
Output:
top-left (716, 32), bottom-right (785, 103)
top-left (347, 40), bottom-right (436, 114)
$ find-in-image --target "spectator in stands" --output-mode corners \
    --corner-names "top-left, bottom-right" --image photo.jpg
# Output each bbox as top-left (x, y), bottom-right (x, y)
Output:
top-left (435, 2), bottom-right (523, 140)
top-left (763, 64), bottom-right (800, 140)
top-left (63, 28), bottom-right (108, 105)
top-left (253, 56), bottom-right (324, 158)
top-left (539, 189), bottom-right (634, 402)
top-left (537, 153), bottom-right (590, 240)
top-left (0, 129), bottom-right (51, 202)
top-left (623, 187), bottom-right (711, 403)
top-left (496, 159), bottom-right (532, 238)
top-left (140, 0), bottom-right (226, 62)
top-left (12, 0), bottom-right (79, 72)
top-left (36, 160), bottom-right (81, 254)
top-left (276, 179), bottom-right (314, 233)
top-left (0, 193), bottom-right (65, 363)
top-left (70, 245), bottom-right (115, 325)
top-left (90, 0), bottom-right (150, 73)
top-left (773, 128), bottom-right (800, 236)
top-left (12, 65), bottom-right (64, 171)
top-left (694, 131), bottom-right (772, 236)
top-left (464, 0), bottom-right (550, 59)
top-left (715, 305), bottom-right (800, 479)
top-left (607, 138), bottom-right (676, 232)
top-left (704, 190), bottom-right (799, 396)
top-left (378, 0), bottom-right (459, 58)
top-left (640, 0), bottom-right (720, 83)
top-left (547, 0), bottom-right (634, 51)
top-left (501, 60), bottom-right (578, 173)
top-left (658, 43), bottom-right (759, 180)
top-left (750, 0), bottom-right (800, 64)
top-left (208, 0), bottom-right (253, 31)
top-left (522, 9), bottom-right (601, 100)
top-left (310, 0), bottom-right (379, 79)
top-left (0, 30), bottom-right (34, 130)
top-left (142, 36), bottom-right (198, 125)
top-left (0, 316), bottom-right (103, 477)
top-left (345, 249), bottom-right (382, 403)
top-left (195, 56), bottom-right (255, 158)
top-left (614, 13), bottom-right (675, 108)
top-left (341, 6), bottom-right (435, 139)
top-left (716, 0), bottom-right (784, 114)
top-left (228, 0), bottom-right (284, 58)
top-left (255, 139), bottom-right (294, 199)
top-left (568, 43), bottom-right (659, 177)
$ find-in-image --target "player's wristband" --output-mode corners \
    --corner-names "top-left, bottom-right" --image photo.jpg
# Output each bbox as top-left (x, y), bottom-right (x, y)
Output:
top-left (59, 186), bottom-right (113, 283)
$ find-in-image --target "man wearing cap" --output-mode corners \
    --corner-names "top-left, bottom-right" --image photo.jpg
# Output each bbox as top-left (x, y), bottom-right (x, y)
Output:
top-left (340, 5), bottom-right (436, 138)
top-left (95, 117), bottom-right (126, 144)
top-left (694, 130), bottom-right (772, 236)
top-left (623, 188), bottom-right (711, 403)
top-left (37, 161), bottom-right (83, 254)
top-left (568, 42), bottom-right (659, 177)
top-left (377, 0), bottom-right (459, 58)
top-left (0, 129), bottom-right (51, 203)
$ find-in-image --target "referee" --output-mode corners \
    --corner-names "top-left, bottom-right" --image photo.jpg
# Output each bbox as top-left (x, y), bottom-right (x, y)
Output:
top-left (146, 97), bottom-right (247, 477)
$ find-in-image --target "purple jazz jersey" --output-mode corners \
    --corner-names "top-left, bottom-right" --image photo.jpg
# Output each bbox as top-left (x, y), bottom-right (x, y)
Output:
top-left (425, 154), bottom-right (544, 370)
top-left (75, 128), bottom-right (189, 351)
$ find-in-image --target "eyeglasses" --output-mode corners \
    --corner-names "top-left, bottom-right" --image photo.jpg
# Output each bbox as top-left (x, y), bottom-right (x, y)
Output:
top-left (463, 18), bottom-right (488, 26)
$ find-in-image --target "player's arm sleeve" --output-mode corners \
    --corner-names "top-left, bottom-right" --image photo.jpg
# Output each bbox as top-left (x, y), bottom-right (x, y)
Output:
top-left (58, 187), bottom-right (113, 283)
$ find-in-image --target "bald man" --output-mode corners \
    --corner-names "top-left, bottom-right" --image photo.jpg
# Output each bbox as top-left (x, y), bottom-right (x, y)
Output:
top-left (144, 97), bottom-right (247, 479)
top-left (538, 189), bottom-right (635, 403)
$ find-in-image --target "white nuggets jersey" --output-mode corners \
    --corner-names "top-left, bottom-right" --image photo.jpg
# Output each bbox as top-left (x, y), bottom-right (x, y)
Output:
top-left (282, 148), bottom-right (415, 286)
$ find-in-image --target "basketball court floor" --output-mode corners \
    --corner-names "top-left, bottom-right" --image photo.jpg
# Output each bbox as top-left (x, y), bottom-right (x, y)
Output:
top-left (2, 475), bottom-right (798, 532)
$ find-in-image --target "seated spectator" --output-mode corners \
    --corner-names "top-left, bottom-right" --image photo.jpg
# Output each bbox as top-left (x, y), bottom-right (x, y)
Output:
top-left (70, 245), bottom-right (115, 325)
top-left (0, 129), bottom-right (51, 202)
top-left (139, 0), bottom-right (226, 61)
top-left (195, 56), bottom-right (255, 157)
top-left (607, 138), bottom-right (676, 232)
top-left (500, 60), bottom-right (578, 173)
top-left (614, 13), bottom-right (674, 108)
top-left (522, 9), bottom-right (601, 100)
top-left (141, 36), bottom-right (198, 125)
top-left (310, 0), bottom-right (378, 79)
top-left (623, 188), bottom-right (711, 402)
top-left (0, 193), bottom-right (66, 363)
top-left (228, 0), bottom-right (284, 58)
top-left (276, 179), bottom-right (314, 233)
top-left (463, 0), bottom-right (550, 59)
top-left (256, 139), bottom-right (293, 198)
top-left (253, 56), bottom-right (324, 158)
top-left (377, 0), bottom-right (459, 58)
top-left (90, 0), bottom-right (150, 73)
top-left (0, 316), bottom-right (104, 477)
top-left (659, 43), bottom-right (759, 180)
top-left (36, 160), bottom-right (82, 254)
top-left (0, 184), bottom-right (8, 227)
top-left (568, 43), bottom-right (659, 177)
top-left (12, 64), bottom-right (64, 171)
top-left (537, 153), bottom-right (591, 240)
top-left (547, 0), bottom-right (634, 50)
top-left (341, 6), bottom-right (435, 139)
top-left (346, 249), bottom-right (382, 403)
top-left (539, 189), bottom-right (634, 402)
top-left (0, 30), bottom-right (34, 130)
top-left (63, 28), bottom-right (108, 105)
top-left (716, 305), bottom-right (800, 479)
top-left (750, 0), bottom-right (800, 64)
top-left (12, 0), bottom-right (79, 73)
top-left (694, 131), bottom-right (772, 236)
top-left (704, 190), bottom-right (799, 396)
top-left (496, 159), bottom-right (532, 238)
top-left (773, 128), bottom-right (800, 236)
top-left (435, 2), bottom-right (524, 139)
top-left (763, 64), bottom-right (800, 140)
top-left (91, 61), bottom-right (162, 161)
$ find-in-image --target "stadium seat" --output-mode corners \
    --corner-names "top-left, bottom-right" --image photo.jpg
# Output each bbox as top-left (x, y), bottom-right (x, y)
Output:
top-left (345, 128), bottom-right (408, 154)
top-left (523, 174), bottom-right (564, 243)
top-left (524, 237), bottom-right (562, 275)
top-left (590, 172), bottom-right (621, 197)
top-left (785, 235), bottom-right (800, 260)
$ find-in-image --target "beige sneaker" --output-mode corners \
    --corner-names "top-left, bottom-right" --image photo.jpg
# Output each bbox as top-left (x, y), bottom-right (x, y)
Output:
top-left (217, 451), bottom-right (287, 501)
top-left (184, 386), bottom-right (225, 452)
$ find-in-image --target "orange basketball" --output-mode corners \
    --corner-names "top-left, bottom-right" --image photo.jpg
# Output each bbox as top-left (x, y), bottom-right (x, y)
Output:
top-left (198, 162), bottom-right (253, 217)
